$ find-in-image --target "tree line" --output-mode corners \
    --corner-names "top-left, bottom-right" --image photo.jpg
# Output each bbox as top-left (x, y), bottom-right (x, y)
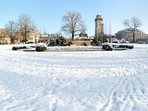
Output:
top-left (5, 14), bottom-right (36, 44)
top-left (4, 11), bottom-right (87, 44)
top-left (3, 11), bottom-right (142, 44)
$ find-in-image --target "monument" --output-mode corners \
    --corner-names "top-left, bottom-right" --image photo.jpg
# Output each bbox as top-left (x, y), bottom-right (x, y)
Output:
top-left (95, 14), bottom-right (104, 42)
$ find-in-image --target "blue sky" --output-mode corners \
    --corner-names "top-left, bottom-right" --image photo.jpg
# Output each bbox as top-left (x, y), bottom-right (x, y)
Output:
top-left (0, 0), bottom-right (148, 36)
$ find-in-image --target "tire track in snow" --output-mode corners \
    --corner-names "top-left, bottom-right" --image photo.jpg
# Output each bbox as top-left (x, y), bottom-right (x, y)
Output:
top-left (97, 53), bottom-right (148, 111)
top-left (0, 80), bottom-right (20, 111)
top-left (0, 71), bottom-right (63, 111)
top-left (98, 75), bottom-right (148, 111)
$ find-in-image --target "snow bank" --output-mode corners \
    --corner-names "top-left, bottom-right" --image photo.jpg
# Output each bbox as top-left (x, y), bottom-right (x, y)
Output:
top-left (0, 44), bottom-right (148, 111)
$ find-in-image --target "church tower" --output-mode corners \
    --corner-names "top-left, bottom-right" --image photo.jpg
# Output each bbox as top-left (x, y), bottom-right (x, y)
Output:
top-left (95, 14), bottom-right (104, 41)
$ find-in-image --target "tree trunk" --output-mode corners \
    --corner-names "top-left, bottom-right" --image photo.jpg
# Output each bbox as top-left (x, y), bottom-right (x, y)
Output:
top-left (24, 32), bottom-right (27, 43)
top-left (11, 38), bottom-right (15, 44)
top-left (133, 30), bottom-right (135, 43)
top-left (72, 31), bottom-right (74, 40)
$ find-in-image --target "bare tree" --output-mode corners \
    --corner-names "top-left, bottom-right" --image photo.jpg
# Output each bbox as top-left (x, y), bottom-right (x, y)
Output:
top-left (61, 11), bottom-right (87, 40)
top-left (123, 17), bottom-right (142, 43)
top-left (5, 21), bottom-right (18, 44)
top-left (18, 14), bottom-right (36, 43)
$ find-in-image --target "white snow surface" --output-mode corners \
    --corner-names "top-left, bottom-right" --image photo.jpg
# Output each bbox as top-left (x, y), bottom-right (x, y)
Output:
top-left (0, 44), bottom-right (148, 111)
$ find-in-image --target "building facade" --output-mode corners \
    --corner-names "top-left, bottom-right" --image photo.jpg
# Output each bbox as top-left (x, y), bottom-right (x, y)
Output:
top-left (115, 28), bottom-right (146, 42)
top-left (0, 28), bottom-right (41, 44)
top-left (15, 29), bottom-right (41, 43)
top-left (0, 28), bottom-right (10, 44)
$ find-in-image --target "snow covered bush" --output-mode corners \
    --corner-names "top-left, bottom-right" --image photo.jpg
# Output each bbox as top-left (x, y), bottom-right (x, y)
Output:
top-left (36, 43), bottom-right (47, 52)
top-left (12, 46), bottom-right (26, 50)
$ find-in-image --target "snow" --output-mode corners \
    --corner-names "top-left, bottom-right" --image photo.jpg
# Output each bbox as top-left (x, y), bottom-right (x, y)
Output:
top-left (36, 43), bottom-right (47, 47)
top-left (0, 44), bottom-right (148, 111)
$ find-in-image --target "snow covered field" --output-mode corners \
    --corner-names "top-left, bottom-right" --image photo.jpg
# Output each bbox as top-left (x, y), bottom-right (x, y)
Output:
top-left (0, 44), bottom-right (148, 111)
